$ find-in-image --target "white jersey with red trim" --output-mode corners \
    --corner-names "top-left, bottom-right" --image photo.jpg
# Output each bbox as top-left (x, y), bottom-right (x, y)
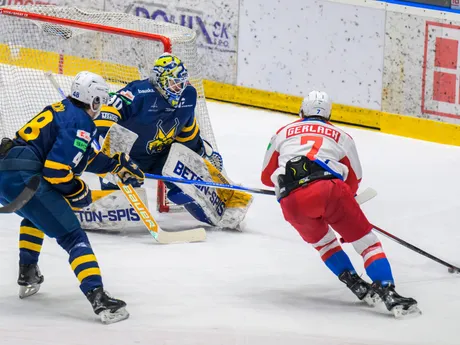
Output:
top-left (261, 118), bottom-right (362, 195)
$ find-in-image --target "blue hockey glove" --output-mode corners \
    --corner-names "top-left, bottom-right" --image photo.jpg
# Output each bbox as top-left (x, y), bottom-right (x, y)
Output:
top-left (199, 138), bottom-right (223, 172)
top-left (65, 177), bottom-right (92, 209)
top-left (111, 153), bottom-right (145, 187)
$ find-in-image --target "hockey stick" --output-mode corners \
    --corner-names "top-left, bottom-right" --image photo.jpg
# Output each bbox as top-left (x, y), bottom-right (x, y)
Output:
top-left (146, 173), bottom-right (276, 195)
top-left (372, 224), bottom-right (460, 274)
top-left (45, 72), bottom-right (66, 98)
top-left (0, 175), bottom-right (40, 213)
top-left (115, 180), bottom-right (206, 244)
top-left (144, 173), bottom-right (378, 204)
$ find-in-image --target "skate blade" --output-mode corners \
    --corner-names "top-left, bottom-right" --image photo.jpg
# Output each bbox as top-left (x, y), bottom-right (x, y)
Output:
top-left (99, 307), bottom-right (129, 324)
top-left (363, 292), bottom-right (381, 307)
top-left (392, 304), bottom-right (422, 319)
top-left (19, 284), bottom-right (40, 299)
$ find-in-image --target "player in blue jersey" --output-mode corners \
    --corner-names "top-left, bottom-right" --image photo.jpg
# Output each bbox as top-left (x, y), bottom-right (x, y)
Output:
top-left (95, 53), bottom-right (228, 226)
top-left (0, 71), bottom-right (144, 324)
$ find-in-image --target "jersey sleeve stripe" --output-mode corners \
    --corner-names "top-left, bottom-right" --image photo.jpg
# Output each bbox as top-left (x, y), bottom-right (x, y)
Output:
top-left (44, 160), bottom-right (71, 171)
top-left (43, 172), bottom-right (74, 184)
top-left (176, 124), bottom-right (199, 142)
top-left (182, 117), bottom-right (196, 132)
top-left (261, 151), bottom-right (279, 187)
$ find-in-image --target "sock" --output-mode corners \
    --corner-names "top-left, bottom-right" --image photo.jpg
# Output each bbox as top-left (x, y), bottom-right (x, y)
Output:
top-left (313, 228), bottom-right (355, 277)
top-left (352, 231), bottom-right (394, 286)
top-left (19, 219), bottom-right (44, 265)
top-left (56, 229), bottom-right (103, 294)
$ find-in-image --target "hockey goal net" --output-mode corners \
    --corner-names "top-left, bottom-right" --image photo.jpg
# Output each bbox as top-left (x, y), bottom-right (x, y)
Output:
top-left (0, 5), bottom-right (217, 213)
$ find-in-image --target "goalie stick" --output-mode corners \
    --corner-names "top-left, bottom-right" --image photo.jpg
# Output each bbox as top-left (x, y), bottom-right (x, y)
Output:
top-left (0, 175), bottom-right (40, 213)
top-left (145, 173), bottom-right (378, 205)
top-left (45, 73), bottom-right (206, 244)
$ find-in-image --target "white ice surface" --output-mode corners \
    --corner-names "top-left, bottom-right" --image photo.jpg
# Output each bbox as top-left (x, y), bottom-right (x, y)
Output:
top-left (1, 101), bottom-right (460, 345)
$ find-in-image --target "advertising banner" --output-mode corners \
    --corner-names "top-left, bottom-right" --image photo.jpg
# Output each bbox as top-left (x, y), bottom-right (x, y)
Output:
top-left (383, 10), bottom-right (460, 124)
top-left (106, 0), bottom-right (239, 83)
top-left (0, 0), bottom-right (102, 9)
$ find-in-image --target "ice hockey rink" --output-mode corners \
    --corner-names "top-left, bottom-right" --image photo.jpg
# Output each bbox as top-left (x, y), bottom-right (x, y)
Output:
top-left (1, 100), bottom-right (459, 345)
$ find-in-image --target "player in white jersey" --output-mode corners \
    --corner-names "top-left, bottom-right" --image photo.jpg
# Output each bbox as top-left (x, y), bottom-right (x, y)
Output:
top-left (261, 91), bottom-right (420, 317)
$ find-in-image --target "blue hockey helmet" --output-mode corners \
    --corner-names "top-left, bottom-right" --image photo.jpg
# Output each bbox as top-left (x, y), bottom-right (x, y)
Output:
top-left (150, 53), bottom-right (189, 107)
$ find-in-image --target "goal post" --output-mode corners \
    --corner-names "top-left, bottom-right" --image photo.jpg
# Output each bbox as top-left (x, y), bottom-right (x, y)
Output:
top-left (0, 5), bottom-right (217, 213)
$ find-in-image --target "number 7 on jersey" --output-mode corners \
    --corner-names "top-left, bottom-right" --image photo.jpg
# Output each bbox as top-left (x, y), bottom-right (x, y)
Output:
top-left (301, 135), bottom-right (323, 160)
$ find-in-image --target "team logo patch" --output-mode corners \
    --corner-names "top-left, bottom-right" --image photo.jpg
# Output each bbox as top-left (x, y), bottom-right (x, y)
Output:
top-left (74, 139), bottom-right (88, 151)
top-left (146, 118), bottom-right (180, 154)
top-left (77, 130), bottom-right (91, 142)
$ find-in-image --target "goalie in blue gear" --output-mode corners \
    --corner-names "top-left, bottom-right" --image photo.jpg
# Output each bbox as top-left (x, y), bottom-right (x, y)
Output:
top-left (93, 53), bottom-right (250, 228)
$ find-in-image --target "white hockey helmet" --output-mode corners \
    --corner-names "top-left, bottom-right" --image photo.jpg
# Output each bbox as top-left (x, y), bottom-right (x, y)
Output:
top-left (70, 71), bottom-right (110, 114)
top-left (299, 90), bottom-right (332, 121)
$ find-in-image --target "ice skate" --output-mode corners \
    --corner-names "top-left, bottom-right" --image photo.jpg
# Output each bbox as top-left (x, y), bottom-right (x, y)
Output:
top-left (338, 270), bottom-right (380, 306)
top-left (86, 287), bottom-right (129, 324)
top-left (17, 264), bottom-right (44, 299)
top-left (371, 282), bottom-right (421, 318)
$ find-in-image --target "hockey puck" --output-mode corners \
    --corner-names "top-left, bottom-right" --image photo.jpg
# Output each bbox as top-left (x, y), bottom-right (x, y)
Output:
top-left (448, 267), bottom-right (457, 274)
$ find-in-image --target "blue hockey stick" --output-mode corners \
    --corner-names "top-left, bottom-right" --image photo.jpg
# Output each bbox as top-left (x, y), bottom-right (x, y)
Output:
top-left (145, 173), bottom-right (276, 196)
top-left (145, 173), bottom-right (378, 204)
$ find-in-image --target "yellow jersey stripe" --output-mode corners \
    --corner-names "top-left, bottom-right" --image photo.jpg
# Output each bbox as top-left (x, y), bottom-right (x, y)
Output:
top-left (43, 172), bottom-right (74, 184)
top-left (182, 117), bottom-right (196, 132)
top-left (20, 226), bottom-right (45, 239)
top-left (70, 254), bottom-right (98, 271)
top-left (100, 105), bottom-right (121, 118)
top-left (94, 120), bottom-right (116, 128)
top-left (19, 240), bottom-right (42, 252)
top-left (176, 124), bottom-right (199, 143)
top-left (44, 160), bottom-right (71, 171)
top-left (77, 267), bottom-right (101, 282)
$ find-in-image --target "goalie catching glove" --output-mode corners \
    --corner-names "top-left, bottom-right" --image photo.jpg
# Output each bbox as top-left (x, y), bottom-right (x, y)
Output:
top-left (198, 138), bottom-right (224, 172)
top-left (111, 153), bottom-right (145, 187)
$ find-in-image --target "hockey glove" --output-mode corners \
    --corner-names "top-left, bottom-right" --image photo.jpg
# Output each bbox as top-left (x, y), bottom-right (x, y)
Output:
top-left (198, 138), bottom-right (224, 172)
top-left (111, 153), bottom-right (145, 187)
top-left (65, 177), bottom-right (92, 209)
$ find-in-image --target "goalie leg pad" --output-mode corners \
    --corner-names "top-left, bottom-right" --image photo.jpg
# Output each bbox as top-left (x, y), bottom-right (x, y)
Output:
top-left (163, 143), bottom-right (253, 229)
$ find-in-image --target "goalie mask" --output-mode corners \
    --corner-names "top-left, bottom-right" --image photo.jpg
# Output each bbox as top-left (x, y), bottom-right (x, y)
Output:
top-left (70, 71), bottom-right (110, 116)
top-left (299, 90), bottom-right (332, 121)
top-left (150, 53), bottom-right (189, 108)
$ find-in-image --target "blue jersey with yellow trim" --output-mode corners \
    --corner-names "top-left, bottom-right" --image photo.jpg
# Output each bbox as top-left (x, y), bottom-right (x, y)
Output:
top-left (95, 79), bottom-right (202, 172)
top-left (13, 99), bottom-right (117, 195)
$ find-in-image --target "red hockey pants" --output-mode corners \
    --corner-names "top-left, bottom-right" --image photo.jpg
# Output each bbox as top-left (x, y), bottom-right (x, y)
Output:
top-left (280, 179), bottom-right (373, 244)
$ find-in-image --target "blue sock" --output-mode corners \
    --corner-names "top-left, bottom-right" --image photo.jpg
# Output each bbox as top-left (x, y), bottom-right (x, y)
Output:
top-left (365, 257), bottom-right (394, 286)
top-left (19, 219), bottom-right (44, 265)
top-left (323, 250), bottom-right (356, 277)
top-left (56, 229), bottom-right (103, 294)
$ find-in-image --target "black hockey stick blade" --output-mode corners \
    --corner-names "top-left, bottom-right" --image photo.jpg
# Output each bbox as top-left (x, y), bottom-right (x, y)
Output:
top-left (0, 175), bottom-right (40, 213)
